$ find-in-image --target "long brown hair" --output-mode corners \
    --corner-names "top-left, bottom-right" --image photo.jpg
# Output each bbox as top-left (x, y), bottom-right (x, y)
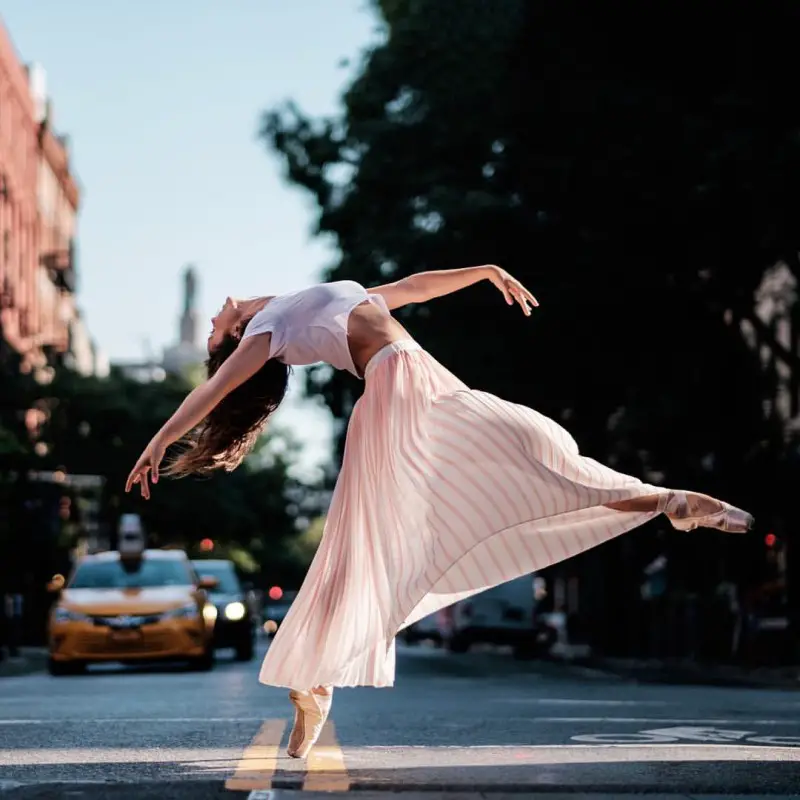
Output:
top-left (164, 328), bottom-right (290, 477)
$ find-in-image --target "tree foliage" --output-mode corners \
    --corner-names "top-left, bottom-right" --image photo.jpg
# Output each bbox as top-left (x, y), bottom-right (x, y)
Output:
top-left (0, 363), bottom-right (325, 614)
top-left (261, 1), bottom-right (800, 655)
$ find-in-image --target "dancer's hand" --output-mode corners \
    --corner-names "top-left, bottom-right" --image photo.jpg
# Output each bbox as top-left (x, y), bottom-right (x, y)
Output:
top-left (488, 267), bottom-right (538, 316)
top-left (125, 435), bottom-right (167, 499)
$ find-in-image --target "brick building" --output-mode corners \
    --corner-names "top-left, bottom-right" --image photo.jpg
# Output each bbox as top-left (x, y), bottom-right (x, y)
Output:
top-left (0, 20), bottom-right (40, 373)
top-left (0, 20), bottom-right (87, 377)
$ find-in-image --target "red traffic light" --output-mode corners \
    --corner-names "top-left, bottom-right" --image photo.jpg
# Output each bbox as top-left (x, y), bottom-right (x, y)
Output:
top-left (268, 586), bottom-right (283, 601)
top-left (200, 538), bottom-right (214, 552)
top-left (765, 533), bottom-right (777, 548)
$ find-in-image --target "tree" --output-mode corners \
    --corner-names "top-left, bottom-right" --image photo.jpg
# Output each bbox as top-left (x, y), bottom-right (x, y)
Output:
top-left (261, 1), bottom-right (800, 656)
top-left (0, 362), bottom-right (326, 644)
top-left (38, 367), bottom-right (321, 558)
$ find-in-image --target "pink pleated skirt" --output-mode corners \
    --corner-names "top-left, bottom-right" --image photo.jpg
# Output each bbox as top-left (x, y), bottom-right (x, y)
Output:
top-left (258, 340), bottom-right (671, 690)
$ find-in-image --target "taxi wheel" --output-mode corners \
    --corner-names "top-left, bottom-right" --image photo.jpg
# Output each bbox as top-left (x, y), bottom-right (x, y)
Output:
top-left (190, 646), bottom-right (215, 671)
top-left (48, 658), bottom-right (86, 677)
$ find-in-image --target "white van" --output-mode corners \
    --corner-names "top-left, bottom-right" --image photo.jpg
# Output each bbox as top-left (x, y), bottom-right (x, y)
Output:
top-left (438, 573), bottom-right (555, 659)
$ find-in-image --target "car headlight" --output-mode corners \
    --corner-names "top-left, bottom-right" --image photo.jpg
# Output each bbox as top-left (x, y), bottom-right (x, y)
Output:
top-left (53, 608), bottom-right (89, 624)
top-left (202, 604), bottom-right (218, 623)
top-left (163, 603), bottom-right (198, 620)
top-left (224, 602), bottom-right (246, 621)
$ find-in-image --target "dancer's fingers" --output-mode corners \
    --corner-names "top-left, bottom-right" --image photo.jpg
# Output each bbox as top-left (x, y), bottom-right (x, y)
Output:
top-left (510, 285), bottom-right (532, 316)
top-left (513, 282), bottom-right (539, 308)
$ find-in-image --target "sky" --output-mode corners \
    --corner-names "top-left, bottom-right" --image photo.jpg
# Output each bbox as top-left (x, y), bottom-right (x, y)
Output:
top-left (1, 0), bottom-right (380, 478)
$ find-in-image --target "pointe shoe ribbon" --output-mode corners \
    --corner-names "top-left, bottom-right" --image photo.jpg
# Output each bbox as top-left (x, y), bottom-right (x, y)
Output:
top-left (287, 690), bottom-right (332, 759)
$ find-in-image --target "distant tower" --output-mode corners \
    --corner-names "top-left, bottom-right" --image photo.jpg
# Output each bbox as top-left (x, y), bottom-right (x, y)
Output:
top-left (179, 265), bottom-right (198, 346)
top-left (161, 264), bottom-right (205, 383)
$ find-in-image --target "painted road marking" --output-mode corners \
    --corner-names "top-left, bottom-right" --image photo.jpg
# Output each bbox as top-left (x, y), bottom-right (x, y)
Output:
top-left (513, 716), bottom-right (798, 724)
top-left (571, 726), bottom-right (800, 746)
top-left (224, 719), bottom-right (350, 793)
top-left (0, 717), bottom-right (267, 725)
top-left (303, 722), bottom-right (350, 792)
top-left (0, 715), bottom-right (797, 726)
top-left (225, 719), bottom-right (286, 792)
top-left (500, 698), bottom-right (668, 706)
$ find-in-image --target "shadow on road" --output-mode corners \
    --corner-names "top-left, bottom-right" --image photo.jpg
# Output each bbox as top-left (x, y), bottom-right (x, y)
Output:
top-left (1, 756), bottom-right (798, 797)
top-left (44, 650), bottom-right (249, 679)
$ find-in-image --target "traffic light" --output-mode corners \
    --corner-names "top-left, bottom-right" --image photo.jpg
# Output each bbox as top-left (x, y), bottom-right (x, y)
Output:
top-left (268, 586), bottom-right (283, 601)
top-left (765, 532), bottom-right (777, 548)
top-left (200, 538), bottom-right (214, 552)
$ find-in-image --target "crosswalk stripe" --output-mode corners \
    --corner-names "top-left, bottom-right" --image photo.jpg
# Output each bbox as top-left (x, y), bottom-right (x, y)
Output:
top-left (225, 719), bottom-right (285, 792)
top-left (303, 721), bottom-right (350, 792)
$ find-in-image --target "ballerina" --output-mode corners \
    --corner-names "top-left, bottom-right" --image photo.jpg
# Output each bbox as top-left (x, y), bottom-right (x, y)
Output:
top-left (126, 264), bottom-right (752, 758)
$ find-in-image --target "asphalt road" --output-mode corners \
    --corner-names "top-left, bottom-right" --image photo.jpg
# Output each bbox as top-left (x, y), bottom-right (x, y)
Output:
top-left (0, 639), bottom-right (798, 799)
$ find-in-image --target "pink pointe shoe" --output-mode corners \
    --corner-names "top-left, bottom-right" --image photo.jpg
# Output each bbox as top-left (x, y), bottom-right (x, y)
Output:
top-left (665, 491), bottom-right (754, 534)
top-left (287, 689), bottom-right (332, 759)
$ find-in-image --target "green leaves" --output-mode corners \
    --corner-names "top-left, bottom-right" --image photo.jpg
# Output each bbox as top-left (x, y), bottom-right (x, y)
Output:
top-left (259, 1), bottom-right (800, 636)
top-left (0, 359), bottom-right (326, 593)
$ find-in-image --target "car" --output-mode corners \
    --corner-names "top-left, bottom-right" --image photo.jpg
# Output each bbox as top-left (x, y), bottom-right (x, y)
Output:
top-left (191, 559), bottom-right (256, 661)
top-left (400, 612), bottom-right (442, 646)
top-left (47, 548), bottom-right (217, 675)
top-left (438, 573), bottom-right (557, 659)
top-left (262, 587), bottom-right (297, 637)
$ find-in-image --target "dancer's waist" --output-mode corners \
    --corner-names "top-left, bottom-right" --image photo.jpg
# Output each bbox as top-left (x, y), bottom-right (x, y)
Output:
top-left (364, 339), bottom-right (421, 378)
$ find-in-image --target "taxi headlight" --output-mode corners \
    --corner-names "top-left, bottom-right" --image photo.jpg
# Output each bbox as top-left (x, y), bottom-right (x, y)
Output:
top-left (163, 603), bottom-right (198, 620)
top-left (203, 604), bottom-right (218, 623)
top-left (53, 608), bottom-right (89, 624)
top-left (224, 602), bottom-right (246, 621)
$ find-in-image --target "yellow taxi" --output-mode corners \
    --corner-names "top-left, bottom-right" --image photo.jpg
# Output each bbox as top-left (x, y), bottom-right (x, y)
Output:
top-left (47, 548), bottom-right (218, 676)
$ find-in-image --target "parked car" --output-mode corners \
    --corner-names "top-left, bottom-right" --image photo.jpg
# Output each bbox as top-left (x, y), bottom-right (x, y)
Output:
top-left (192, 559), bottom-right (256, 661)
top-left (400, 612), bottom-right (442, 646)
top-left (47, 548), bottom-right (217, 675)
top-left (438, 574), bottom-right (557, 659)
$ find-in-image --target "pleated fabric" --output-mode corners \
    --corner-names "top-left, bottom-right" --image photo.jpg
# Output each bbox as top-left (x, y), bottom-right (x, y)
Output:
top-left (259, 340), bottom-right (671, 690)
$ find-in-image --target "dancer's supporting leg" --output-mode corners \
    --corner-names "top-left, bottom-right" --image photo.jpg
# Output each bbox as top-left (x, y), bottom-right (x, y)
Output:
top-left (287, 685), bottom-right (333, 759)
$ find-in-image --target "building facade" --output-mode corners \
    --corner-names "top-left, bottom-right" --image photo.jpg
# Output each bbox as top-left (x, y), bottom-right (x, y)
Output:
top-left (0, 20), bottom-right (40, 373)
top-left (0, 22), bottom-right (87, 378)
top-left (32, 60), bottom-right (79, 368)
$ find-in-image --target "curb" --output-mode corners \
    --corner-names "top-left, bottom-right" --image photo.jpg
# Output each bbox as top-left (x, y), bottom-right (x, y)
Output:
top-left (551, 655), bottom-right (800, 690)
top-left (0, 648), bottom-right (47, 678)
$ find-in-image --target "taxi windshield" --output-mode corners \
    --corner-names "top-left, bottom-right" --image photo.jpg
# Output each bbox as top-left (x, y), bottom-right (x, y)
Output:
top-left (69, 559), bottom-right (193, 589)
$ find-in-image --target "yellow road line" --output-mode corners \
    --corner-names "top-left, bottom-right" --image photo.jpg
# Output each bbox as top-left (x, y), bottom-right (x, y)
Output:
top-left (225, 718), bottom-right (285, 792)
top-left (303, 721), bottom-right (350, 792)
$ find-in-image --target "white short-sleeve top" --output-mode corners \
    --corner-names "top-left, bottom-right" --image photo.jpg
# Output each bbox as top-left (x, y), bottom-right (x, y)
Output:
top-left (241, 280), bottom-right (389, 377)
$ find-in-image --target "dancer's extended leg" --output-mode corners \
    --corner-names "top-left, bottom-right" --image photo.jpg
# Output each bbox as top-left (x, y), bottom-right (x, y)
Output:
top-left (605, 491), bottom-right (753, 533)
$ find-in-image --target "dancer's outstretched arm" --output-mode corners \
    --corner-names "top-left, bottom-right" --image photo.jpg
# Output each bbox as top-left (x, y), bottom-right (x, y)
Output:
top-left (125, 333), bottom-right (272, 498)
top-left (369, 265), bottom-right (538, 315)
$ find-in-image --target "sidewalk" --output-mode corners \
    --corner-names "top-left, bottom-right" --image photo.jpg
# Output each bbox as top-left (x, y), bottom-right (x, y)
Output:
top-left (0, 647), bottom-right (47, 678)
top-left (553, 649), bottom-right (800, 689)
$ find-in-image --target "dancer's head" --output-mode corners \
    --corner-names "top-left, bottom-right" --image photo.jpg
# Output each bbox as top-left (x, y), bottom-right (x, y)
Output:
top-left (165, 298), bottom-right (290, 477)
top-left (206, 297), bottom-right (244, 354)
